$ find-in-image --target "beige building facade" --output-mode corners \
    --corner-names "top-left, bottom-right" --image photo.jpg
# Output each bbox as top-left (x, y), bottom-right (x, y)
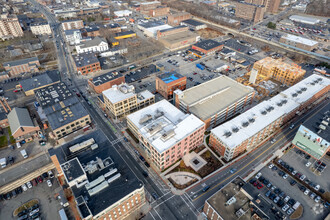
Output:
top-left (0, 13), bottom-right (23, 39)
top-left (30, 22), bottom-right (52, 35)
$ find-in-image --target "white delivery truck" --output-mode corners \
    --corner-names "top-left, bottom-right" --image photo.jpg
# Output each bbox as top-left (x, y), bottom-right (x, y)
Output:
top-left (20, 149), bottom-right (28, 159)
top-left (0, 158), bottom-right (7, 168)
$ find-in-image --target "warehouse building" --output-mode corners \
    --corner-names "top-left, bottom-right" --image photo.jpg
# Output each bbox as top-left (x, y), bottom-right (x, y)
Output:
top-left (73, 52), bottom-right (101, 75)
top-left (156, 72), bottom-right (186, 99)
top-left (127, 100), bottom-right (205, 171)
top-left (102, 84), bottom-right (155, 119)
top-left (3, 57), bottom-right (40, 77)
top-left (180, 19), bottom-right (207, 30)
top-left (157, 27), bottom-right (199, 50)
top-left (88, 71), bottom-right (125, 94)
top-left (174, 76), bottom-right (255, 129)
top-left (191, 39), bottom-right (224, 55)
top-left (49, 131), bottom-right (145, 220)
top-left (280, 34), bottom-right (318, 51)
top-left (210, 74), bottom-right (330, 161)
top-left (35, 82), bottom-right (91, 139)
top-left (167, 12), bottom-right (192, 26)
top-left (292, 103), bottom-right (330, 160)
top-left (289, 15), bottom-right (320, 25)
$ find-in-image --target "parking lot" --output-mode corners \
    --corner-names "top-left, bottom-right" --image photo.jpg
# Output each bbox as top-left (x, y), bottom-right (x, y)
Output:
top-left (248, 149), bottom-right (329, 220)
top-left (0, 172), bottom-right (64, 220)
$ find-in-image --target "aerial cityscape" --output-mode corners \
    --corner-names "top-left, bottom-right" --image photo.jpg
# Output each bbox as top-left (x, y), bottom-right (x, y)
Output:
top-left (0, 0), bottom-right (328, 219)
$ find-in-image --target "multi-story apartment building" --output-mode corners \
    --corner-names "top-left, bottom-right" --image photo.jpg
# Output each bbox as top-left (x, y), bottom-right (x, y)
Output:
top-left (49, 131), bottom-right (145, 220)
top-left (102, 83), bottom-right (155, 119)
top-left (235, 2), bottom-right (265, 23)
top-left (167, 12), bottom-right (192, 26)
top-left (0, 13), bottom-right (23, 39)
top-left (156, 72), bottom-right (186, 99)
top-left (210, 74), bottom-right (330, 161)
top-left (75, 37), bottom-right (108, 54)
top-left (174, 76), bottom-right (255, 129)
top-left (127, 100), bottom-right (205, 171)
top-left (245, 0), bottom-right (280, 13)
top-left (88, 71), bottom-right (125, 94)
top-left (280, 34), bottom-right (319, 51)
top-left (3, 57), bottom-right (40, 77)
top-left (251, 57), bottom-right (306, 86)
top-left (30, 21), bottom-right (52, 35)
top-left (35, 82), bottom-right (91, 139)
top-left (73, 52), bottom-right (100, 75)
top-left (64, 29), bottom-right (82, 45)
top-left (61, 19), bottom-right (84, 30)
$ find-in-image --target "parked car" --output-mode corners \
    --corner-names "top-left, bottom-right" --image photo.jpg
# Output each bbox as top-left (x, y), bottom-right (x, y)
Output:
top-left (144, 161), bottom-right (150, 168)
top-left (31, 179), bottom-right (37, 186)
top-left (152, 192), bottom-right (159, 200)
top-left (26, 181), bottom-right (32, 189)
top-left (47, 180), bottom-right (52, 187)
top-left (306, 162), bottom-right (311, 167)
top-left (283, 174), bottom-right (289, 179)
top-left (268, 164), bottom-right (274, 169)
top-left (282, 204), bottom-right (290, 212)
top-left (287, 208), bottom-right (294, 215)
top-left (284, 196), bottom-right (290, 203)
top-left (48, 170), bottom-right (54, 178)
top-left (274, 196), bottom-right (280, 203)
top-left (315, 185), bottom-right (320, 190)
top-left (255, 172), bottom-right (262, 179)
top-left (29, 208), bottom-right (39, 216)
top-left (36, 176), bottom-right (43, 183)
top-left (21, 184), bottom-right (28, 192)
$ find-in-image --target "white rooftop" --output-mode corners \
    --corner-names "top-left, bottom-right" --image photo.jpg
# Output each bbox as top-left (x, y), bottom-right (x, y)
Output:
top-left (141, 1), bottom-right (160, 5)
top-left (114, 10), bottom-right (132, 15)
top-left (102, 84), bottom-right (135, 103)
top-left (127, 100), bottom-right (205, 153)
top-left (289, 15), bottom-right (320, 25)
top-left (146, 24), bottom-right (172, 34)
top-left (211, 74), bottom-right (330, 149)
top-left (282, 34), bottom-right (318, 46)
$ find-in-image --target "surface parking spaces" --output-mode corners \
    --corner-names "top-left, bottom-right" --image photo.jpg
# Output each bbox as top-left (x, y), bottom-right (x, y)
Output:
top-left (249, 154), bottom-right (329, 220)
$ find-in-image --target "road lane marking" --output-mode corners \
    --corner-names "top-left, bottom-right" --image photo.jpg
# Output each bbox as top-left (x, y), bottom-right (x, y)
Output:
top-left (149, 212), bottom-right (156, 220)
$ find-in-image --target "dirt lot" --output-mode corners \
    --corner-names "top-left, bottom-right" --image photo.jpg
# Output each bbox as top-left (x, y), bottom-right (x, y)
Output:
top-left (197, 28), bottom-right (225, 39)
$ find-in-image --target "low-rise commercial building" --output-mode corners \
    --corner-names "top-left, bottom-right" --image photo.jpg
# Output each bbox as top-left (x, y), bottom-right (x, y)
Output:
top-left (35, 82), bottom-right (91, 139)
top-left (292, 103), bottom-right (330, 160)
top-left (167, 12), bottom-right (192, 26)
top-left (156, 72), bottom-right (186, 99)
top-left (20, 70), bottom-right (61, 96)
top-left (127, 100), bottom-right (205, 171)
top-left (3, 57), bottom-right (40, 77)
top-left (114, 10), bottom-right (133, 17)
top-left (73, 52), bottom-right (101, 75)
top-left (75, 37), bottom-right (109, 54)
top-left (289, 15), bottom-right (320, 25)
top-left (88, 71), bottom-right (125, 94)
top-left (210, 74), bottom-right (330, 161)
top-left (102, 83), bottom-right (155, 119)
top-left (30, 21), bottom-right (52, 35)
top-left (147, 6), bottom-right (170, 17)
top-left (0, 13), bottom-right (23, 40)
top-left (250, 57), bottom-right (306, 86)
top-left (114, 30), bottom-right (136, 40)
top-left (180, 19), bottom-right (207, 30)
top-left (174, 76), bottom-right (255, 129)
top-left (81, 26), bottom-right (100, 37)
top-left (235, 2), bottom-right (265, 23)
top-left (49, 131), bottom-right (145, 220)
top-left (61, 19), bottom-right (84, 30)
top-left (64, 29), bottom-right (82, 45)
top-left (8, 107), bottom-right (40, 142)
top-left (140, 1), bottom-right (161, 13)
top-left (191, 39), bottom-right (224, 55)
top-left (280, 34), bottom-right (318, 51)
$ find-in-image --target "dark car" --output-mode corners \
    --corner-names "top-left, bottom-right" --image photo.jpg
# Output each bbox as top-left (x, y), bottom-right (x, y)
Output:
top-left (288, 198), bottom-right (296, 206)
top-left (36, 176), bottom-right (43, 183)
top-left (152, 192), bottom-right (159, 200)
top-left (305, 155), bottom-right (311, 159)
top-left (277, 200), bottom-right (285, 208)
top-left (11, 190), bottom-right (17, 198)
top-left (15, 187), bottom-right (22, 194)
top-left (142, 171), bottom-right (149, 177)
top-left (265, 190), bottom-right (271, 197)
top-left (144, 162), bottom-right (150, 168)
top-left (139, 155), bottom-right (145, 162)
top-left (29, 204), bottom-right (39, 211)
top-left (202, 186), bottom-right (210, 192)
top-left (30, 212), bottom-right (40, 219)
top-left (249, 179), bottom-right (256, 184)
top-left (31, 179), bottom-right (37, 186)
top-left (42, 172), bottom-right (49, 179)
top-left (290, 180), bottom-right (297, 186)
top-left (4, 192), bottom-right (12, 200)
top-left (18, 209), bottom-right (28, 217)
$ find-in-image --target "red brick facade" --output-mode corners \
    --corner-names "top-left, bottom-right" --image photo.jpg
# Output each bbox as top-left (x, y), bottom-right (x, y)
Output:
top-left (167, 12), bottom-right (192, 26)
top-left (88, 75), bottom-right (125, 94)
top-left (191, 44), bottom-right (223, 55)
top-left (156, 75), bottom-right (187, 100)
top-left (76, 61), bottom-right (101, 75)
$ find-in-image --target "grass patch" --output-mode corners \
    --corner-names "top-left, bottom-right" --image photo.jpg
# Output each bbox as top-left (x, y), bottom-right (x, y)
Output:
top-left (13, 199), bottom-right (39, 216)
top-left (125, 129), bottom-right (139, 143)
top-left (0, 135), bottom-right (7, 148)
top-left (290, 205), bottom-right (303, 219)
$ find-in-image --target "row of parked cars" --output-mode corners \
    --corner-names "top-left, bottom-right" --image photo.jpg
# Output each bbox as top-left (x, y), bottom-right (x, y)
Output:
top-left (0, 170), bottom-right (54, 201)
top-left (17, 203), bottom-right (40, 220)
top-left (297, 149), bottom-right (327, 173)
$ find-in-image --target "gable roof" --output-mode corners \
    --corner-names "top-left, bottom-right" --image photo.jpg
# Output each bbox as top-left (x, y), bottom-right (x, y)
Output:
top-left (8, 107), bottom-right (35, 135)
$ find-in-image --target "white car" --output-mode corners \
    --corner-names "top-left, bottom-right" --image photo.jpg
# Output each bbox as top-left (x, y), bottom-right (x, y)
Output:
top-left (315, 196), bottom-right (321, 203)
top-left (292, 170), bottom-right (297, 175)
top-left (314, 185), bottom-right (320, 190)
top-left (282, 204), bottom-right (290, 212)
top-left (255, 172), bottom-right (262, 179)
top-left (48, 170), bottom-right (54, 178)
top-left (21, 183), bottom-right (28, 191)
top-left (29, 208), bottom-right (39, 216)
top-left (283, 174), bottom-right (289, 179)
top-left (270, 139), bottom-right (276, 144)
top-left (26, 181), bottom-right (32, 189)
top-left (300, 175), bottom-right (306, 181)
top-left (268, 164), bottom-right (274, 169)
top-left (47, 180), bottom-right (52, 187)
top-left (284, 195), bottom-right (290, 203)
top-left (306, 162), bottom-right (311, 167)
top-left (287, 208), bottom-right (294, 215)
top-left (304, 189), bottom-right (310, 195)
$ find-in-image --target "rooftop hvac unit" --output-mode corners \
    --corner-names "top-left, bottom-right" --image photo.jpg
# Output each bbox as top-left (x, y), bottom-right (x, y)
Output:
top-left (242, 121), bottom-right (249, 127)
top-left (301, 87), bottom-right (307, 92)
top-left (104, 168), bottom-right (118, 178)
top-left (225, 196), bottom-right (236, 206)
top-left (107, 173), bottom-right (121, 184)
top-left (297, 90), bottom-right (302, 94)
top-left (292, 93), bottom-right (298, 97)
top-left (224, 131), bottom-right (232, 137)
top-left (85, 175), bottom-right (105, 190)
top-left (267, 106), bottom-right (274, 112)
top-left (139, 114), bottom-right (152, 124)
top-left (88, 181), bottom-right (109, 196)
top-left (310, 82), bottom-right (315, 86)
top-left (232, 127), bottom-right (239, 133)
top-left (161, 129), bottom-right (175, 142)
top-left (148, 123), bottom-right (162, 135)
top-left (319, 124), bottom-right (326, 130)
top-left (261, 110), bottom-right (267, 115)
top-left (235, 209), bottom-right (245, 218)
top-left (249, 118), bottom-right (255, 123)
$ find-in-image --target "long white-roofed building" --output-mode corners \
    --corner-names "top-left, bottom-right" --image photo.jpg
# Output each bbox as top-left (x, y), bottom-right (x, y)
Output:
top-left (210, 74), bottom-right (330, 161)
top-left (127, 100), bottom-right (205, 171)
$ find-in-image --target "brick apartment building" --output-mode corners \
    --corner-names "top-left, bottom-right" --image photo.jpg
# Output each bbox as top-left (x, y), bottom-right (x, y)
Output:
top-left (174, 75), bottom-right (255, 129)
top-left (81, 26), bottom-right (100, 37)
top-left (245, 0), bottom-right (280, 13)
top-left (30, 21), bottom-right (52, 35)
top-left (235, 2), bottom-right (265, 23)
top-left (73, 52), bottom-right (101, 75)
top-left (3, 57), bottom-right (40, 76)
top-left (210, 74), bottom-right (330, 161)
top-left (88, 71), bottom-right (125, 94)
top-left (167, 12), bottom-right (192, 26)
top-left (0, 13), bottom-right (23, 39)
top-left (148, 6), bottom-right (170, 17)
top-left (156, 72), bottom-right (186, 99)
top-left (127, 100), bottom-right (205, 171)
top-left (8, 107), bottom-right (40, 142)
top-left (61, 19), bottom-right (84, 30)
top-left (191, 39), bottom-right (224, 55)
top-left (140, 1), bottom-right (161, 12)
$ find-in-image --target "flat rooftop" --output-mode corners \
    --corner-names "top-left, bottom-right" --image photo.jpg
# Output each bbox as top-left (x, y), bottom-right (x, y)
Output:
top-left (73, 52), bottom-right (99, 68)
top-left (281, 34), bottom-right (318, 46)
top-left (115, 30), bottom-right (135, 37)
top-left (289, 15), bottom-right (320, 24)
top-left (193, 39), bottom-right (222, 51)
top-left (3, 57), bottom-right (38, 67)
top-left (35, 82), bottom-right (89, 130)
top-left (90, 71), bottom-right (123, 86)
top-left (138, 20), bottom-right (165, 29)
top-left (181, 19), bottom-right (205, 27)
top-left (211, 74), bottom-right (330, 149)
top-left (127, 100), bottom-right (205, 153)
top-left (48, 130), bottom-right (143, 218)
top-left (176, 75), bottom-right (254, 120)
top-left (158, 72), bottom-right (185, 84)
top-left (20, 70), bottom-right (60, 92)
